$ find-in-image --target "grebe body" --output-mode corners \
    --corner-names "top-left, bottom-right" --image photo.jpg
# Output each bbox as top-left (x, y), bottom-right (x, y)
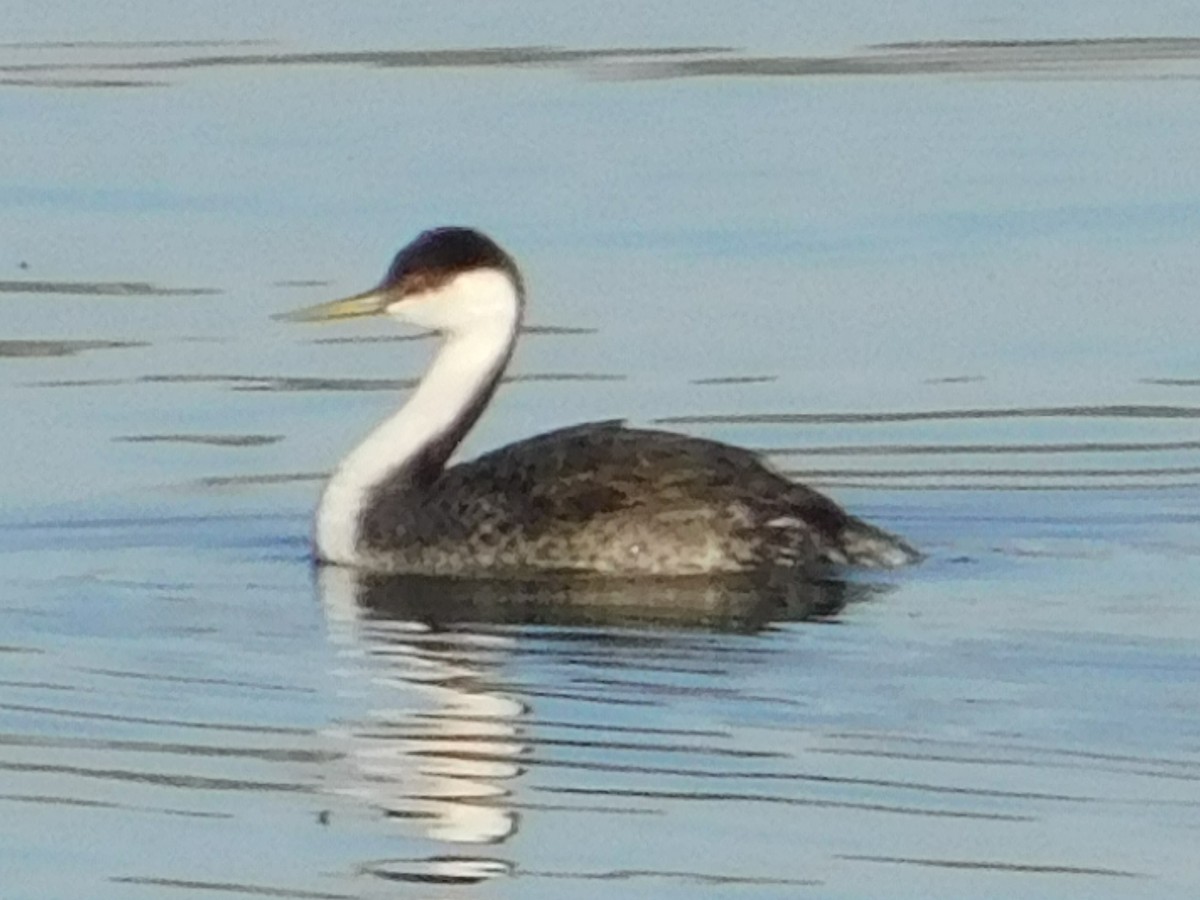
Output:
top-left (283, 227), bottom-right (919, 576)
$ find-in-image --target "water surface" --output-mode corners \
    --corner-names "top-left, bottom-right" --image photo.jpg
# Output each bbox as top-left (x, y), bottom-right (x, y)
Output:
top-left (3, 5), bottom-right (1200, 898)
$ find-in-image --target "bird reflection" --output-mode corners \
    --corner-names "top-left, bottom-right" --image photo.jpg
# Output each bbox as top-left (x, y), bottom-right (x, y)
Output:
top-left (329, 567), bottom-right (857, 632)
top-left (316, 566), bottom-right (876, 879)
top-left (320, 566), bottom-right (524, 847)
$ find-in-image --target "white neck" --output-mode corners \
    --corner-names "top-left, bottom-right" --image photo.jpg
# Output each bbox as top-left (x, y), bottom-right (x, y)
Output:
top-left (315, 270), bottom-right (520, 566)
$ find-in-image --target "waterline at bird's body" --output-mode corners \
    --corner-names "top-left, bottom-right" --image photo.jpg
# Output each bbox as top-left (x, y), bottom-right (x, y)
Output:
top-left (282, 227), bottom-right (920, 577)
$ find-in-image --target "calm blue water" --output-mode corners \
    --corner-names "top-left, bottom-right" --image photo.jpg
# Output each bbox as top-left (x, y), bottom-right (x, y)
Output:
top-left (3, 5), bottom-right (1200, 898)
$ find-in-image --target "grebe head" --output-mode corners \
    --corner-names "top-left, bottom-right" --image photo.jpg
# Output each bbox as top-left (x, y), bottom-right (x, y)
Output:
top-left (281, 227), bottom-right (524, 336)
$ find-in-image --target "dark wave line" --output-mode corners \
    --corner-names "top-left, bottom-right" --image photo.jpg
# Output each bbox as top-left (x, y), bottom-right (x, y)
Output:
top-left (878, 37), bottom-right (1200, 49)
top-left (814, 480), bottom-right (1200, 492)
top-left (76, 667), bottom-right (311, 693)
top-left (0, 339), bottom-right (147, 358)
top-left (839, 854), bottom-right (1142, 878)
top-left (2, 45), bottom-right (733, 74)
top-left (354, 857), bottom-right (512, 886)
top-left (0, 279), bottom-right (216, 296)
top-left (691, 375), bottom-right (778, 385)
top-left (570, 675), bottom-right (781, 702)
top-left (403, 734), bottom-right (781, 760)
top-left (0, 511), bottom-right (300, 532)
top-left (813, 747), bottom-right (1200, 779)
top-left (527, 867), bottom-right (819, 886)
top-left (115, 433), bottom-right (283, 447)
top-left (27, 371), bottom-right (620, 391)
top-left (0, 701), bottom-right (311, 734)
top-left (793, 466), bottom-right (1200, 479)
top-left (0, 40), bottom-right (271, 50)
top-left (656, 404), bottom-right (1200, 426)
top-left (0, 760), bottom-right (307, 792)
top-left (0, 733), bottom-right (334, 763)
top-left (538, 786), bottom-right (1030, 821)
top-left (0, 76), bottom-right (160, 88)
top-left (511, 799), bottom-right (658, 816)
top-left (622, 38), bottom-right (1200, 80)
top-left (410, 749), bottom-right (1094, 802)
top-left (110, 877), bottom-right (353, 899)
top-left (0, 792), bottom-right (232, 819)
top-left (518, 688), bottom-right (660, 707)
top-left (194, 472), bottom-right (324, 488)
top-left (826, 732), bottom-right (1200, 771)
top-left (526, 717), bottom-right (728, 738)
top-left (765, 439), bottom-right (1200, 457)
top-left (0, 678), bottom-right (79, 692)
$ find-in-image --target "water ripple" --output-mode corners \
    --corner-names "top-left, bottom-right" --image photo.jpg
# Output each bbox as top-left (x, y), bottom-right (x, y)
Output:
top-left (658, 404), bottom-right (1200, 425)
top-left (109, 878), bottom-right (353, 899)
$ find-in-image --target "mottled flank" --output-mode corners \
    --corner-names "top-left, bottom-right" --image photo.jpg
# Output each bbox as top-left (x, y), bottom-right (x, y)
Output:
top-left (357, 421), bottom-right (919, 576)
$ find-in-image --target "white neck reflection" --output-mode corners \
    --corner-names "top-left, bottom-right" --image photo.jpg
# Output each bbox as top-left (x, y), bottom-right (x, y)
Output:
top-left (318, 566), bottom-right (523, 845)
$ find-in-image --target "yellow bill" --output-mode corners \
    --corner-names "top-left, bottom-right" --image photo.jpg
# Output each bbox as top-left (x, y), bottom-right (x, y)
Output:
top-left (275, 288), bottom-right (389, 323)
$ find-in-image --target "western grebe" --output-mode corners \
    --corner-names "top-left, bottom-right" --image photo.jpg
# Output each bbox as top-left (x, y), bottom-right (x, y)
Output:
top-left (283, 227), bottom-right (919, 576)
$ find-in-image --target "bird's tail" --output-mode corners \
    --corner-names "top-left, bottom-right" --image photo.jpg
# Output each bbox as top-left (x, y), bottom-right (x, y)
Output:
top-left (823, 515), bottom-right (922, 569)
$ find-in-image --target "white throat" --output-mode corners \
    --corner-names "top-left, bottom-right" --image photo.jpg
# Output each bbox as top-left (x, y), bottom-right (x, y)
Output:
top-left (315, 269), bottom-right (520, 565)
